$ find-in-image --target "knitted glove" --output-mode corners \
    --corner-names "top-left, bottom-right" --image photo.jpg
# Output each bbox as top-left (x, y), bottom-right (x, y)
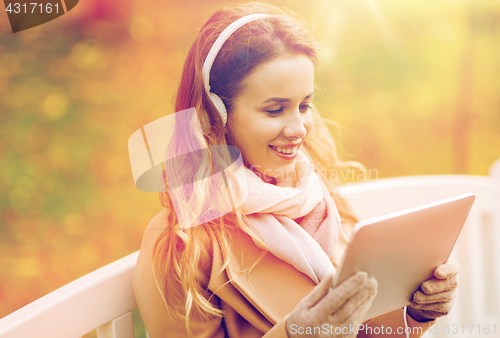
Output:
top-left (407, 260), bottom-right (460, 322)
top-left (286, 271), bottom-right (377, 338)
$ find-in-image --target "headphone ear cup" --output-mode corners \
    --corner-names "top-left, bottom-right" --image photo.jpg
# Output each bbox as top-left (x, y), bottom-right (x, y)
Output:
top-left (208, 92), bottom-right (227, 126)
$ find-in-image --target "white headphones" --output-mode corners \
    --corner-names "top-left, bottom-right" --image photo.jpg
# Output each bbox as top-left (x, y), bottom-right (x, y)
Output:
top-left (201, 13), bottom-right (269, 127)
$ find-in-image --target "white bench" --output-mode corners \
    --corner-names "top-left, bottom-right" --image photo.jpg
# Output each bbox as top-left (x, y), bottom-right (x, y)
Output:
top-left (1, 173), bottom-right (499, 338)
top-left (0, 252), bottom-right (141, 338)
top-left (339, 175), bottom-right (500, 338)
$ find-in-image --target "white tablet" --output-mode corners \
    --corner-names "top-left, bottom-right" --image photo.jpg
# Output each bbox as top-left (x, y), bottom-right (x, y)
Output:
top-left (333, 193), bottom-right (475, 321)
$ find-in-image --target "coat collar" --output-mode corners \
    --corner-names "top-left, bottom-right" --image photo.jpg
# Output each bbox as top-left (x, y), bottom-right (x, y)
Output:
top-left (209, 227), bottom-right (317, 324)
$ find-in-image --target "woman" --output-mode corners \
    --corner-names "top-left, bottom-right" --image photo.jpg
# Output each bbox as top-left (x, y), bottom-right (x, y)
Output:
top-left (133, 2), bottom-right (459, 337)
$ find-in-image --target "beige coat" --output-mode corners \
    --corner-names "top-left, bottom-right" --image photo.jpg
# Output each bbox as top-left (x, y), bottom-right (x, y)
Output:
top-left (133, 208), bottom-right (435, 337)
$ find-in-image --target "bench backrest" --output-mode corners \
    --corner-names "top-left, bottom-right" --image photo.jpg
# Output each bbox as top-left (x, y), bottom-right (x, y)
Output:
top-left (1, 174), bottom-right (499, 338)
top-left (0, 252), bottom-right (140, 338)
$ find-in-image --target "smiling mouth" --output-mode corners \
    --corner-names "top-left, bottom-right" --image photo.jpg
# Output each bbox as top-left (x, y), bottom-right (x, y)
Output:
top-left (269, 145), bottom-right (299, 155)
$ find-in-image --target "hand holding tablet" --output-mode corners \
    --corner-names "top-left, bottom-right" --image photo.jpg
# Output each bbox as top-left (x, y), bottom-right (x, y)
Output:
top-left (333, 193), bottom-right (475, 321)
top-left (287, 271), bottom-right (378, 338)
top-left (407, 260), bottom-right (460, 322)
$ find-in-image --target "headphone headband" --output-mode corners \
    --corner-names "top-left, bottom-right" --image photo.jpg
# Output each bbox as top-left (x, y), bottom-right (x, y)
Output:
top-left (202, 13), bottom-right (269, 126)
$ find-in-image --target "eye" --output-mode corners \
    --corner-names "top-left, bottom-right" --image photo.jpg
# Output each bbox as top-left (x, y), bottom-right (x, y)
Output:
top-left (267, 107), bottom-right (284, 116)
top-left (299, 104), bottom-right (312, 113)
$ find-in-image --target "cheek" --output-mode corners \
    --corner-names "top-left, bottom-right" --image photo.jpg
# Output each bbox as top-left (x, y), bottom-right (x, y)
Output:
top-left (226, 122), bottom-right (263, 158)
top-left (225, 115), bottom-right (247, 147)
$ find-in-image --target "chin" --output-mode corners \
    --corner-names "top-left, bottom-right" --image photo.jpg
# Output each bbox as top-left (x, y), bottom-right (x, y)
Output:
top-left (269, 165), bottom-right (295, 181)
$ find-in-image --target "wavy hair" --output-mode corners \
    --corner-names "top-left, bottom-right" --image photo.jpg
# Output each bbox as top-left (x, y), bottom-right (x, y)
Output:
top-left (151, 2), bottom-right (361, 333)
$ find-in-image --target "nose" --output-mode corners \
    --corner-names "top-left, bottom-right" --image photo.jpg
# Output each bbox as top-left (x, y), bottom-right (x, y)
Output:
top-left (283, 109), bottom-right (307, 140)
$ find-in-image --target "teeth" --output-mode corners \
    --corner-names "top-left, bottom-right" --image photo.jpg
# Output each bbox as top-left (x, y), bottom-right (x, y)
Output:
top-left (271, 146), bottom-right (298, 154)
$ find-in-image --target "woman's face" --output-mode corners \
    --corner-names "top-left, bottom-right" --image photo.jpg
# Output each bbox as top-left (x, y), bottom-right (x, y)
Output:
top-left (225, 54), bottom-right (315, 184)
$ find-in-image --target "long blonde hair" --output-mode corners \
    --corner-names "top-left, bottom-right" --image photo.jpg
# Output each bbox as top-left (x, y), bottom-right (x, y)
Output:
top-left (152, 2), bottom-right (359, 332)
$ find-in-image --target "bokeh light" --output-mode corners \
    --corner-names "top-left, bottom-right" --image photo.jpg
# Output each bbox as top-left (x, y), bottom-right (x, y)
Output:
top-left (0, 0), bottom-right (499, 321)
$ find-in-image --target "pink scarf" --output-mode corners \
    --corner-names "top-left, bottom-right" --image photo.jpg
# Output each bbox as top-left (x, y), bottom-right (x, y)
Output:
top-left (240, 150), bottom-right (339, 283)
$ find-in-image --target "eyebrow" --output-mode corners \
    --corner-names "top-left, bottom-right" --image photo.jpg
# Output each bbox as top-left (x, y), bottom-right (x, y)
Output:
top-left (261, 92), bottom-right (314, 104)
